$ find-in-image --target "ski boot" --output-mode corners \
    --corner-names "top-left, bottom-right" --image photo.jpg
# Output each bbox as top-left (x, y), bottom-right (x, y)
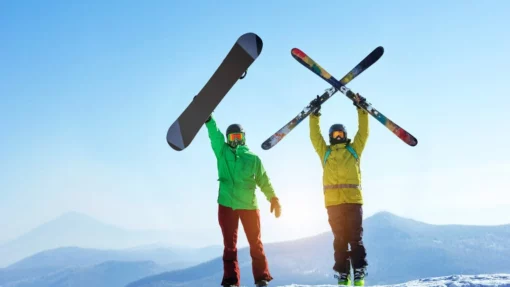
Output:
top-left (334, 272), bottom-right (351, 286)
top-left (255, 279), bottom-right (269, 286)
top-left (353, 267), bottom-right (366, 286)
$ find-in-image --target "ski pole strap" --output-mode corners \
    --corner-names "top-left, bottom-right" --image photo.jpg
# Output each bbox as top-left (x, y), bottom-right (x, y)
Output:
top-left (323, 184), bottom-right (361, 190)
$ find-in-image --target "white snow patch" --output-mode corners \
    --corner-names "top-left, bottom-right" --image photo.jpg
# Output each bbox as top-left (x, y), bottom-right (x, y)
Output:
top-left (278, 274), bottom-right (510, 287)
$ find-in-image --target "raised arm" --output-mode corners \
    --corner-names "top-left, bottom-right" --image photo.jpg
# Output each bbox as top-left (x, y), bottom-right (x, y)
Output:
top-left (205, 115), bottom-right (225, 158)
top-left (309, 114), bottom-right (328, 162)
top-left (351, 107), bottom-right (369, 157)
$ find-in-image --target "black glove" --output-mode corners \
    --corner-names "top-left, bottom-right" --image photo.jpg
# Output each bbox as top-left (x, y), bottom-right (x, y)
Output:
top-left (310, 95), bottom-right (322, 116)
top-left (353, 93), bottom-right (366, 109)
top-left (205, 114), bottom-right (212, 123)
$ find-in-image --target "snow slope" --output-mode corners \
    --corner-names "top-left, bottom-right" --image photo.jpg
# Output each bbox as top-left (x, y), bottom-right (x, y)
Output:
top-left (280, 274), bottom-right (510, 287)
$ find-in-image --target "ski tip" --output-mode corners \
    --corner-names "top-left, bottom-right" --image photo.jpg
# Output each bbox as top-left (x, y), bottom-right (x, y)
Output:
top-left (402, 134), bottom-right (418, 147)
top-left (291, 48), bottom-right (308, 64)
top-left (291, 48), bottom-right (305, 58)
top-left (374, 46), bottom-right (384, 57)
top-left (238, 32), bottom-right (263, 59)
top-left (409, 137), bottom-right (418, 147)
top-left (261, 142), bottom-right (272, 150)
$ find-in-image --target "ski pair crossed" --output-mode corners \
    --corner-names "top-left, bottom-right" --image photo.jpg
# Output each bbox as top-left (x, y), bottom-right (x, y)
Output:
top-left (261, 47), bottom-right (418, 150)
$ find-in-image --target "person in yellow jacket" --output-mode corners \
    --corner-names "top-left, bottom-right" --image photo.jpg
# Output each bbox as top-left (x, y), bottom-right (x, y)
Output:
top-left (308, 93), bottom-right (369, 286)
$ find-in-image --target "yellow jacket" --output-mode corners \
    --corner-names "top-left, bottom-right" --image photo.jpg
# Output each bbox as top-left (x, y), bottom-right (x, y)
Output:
top-left (309, 109), bottom-right (369, 206)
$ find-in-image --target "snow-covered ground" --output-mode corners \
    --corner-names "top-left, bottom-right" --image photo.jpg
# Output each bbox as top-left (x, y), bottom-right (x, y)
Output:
top-left (278, 274), bottom-right (510, 287)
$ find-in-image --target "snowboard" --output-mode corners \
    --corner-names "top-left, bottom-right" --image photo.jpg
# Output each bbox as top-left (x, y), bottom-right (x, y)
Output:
top-left (261, 47), bottom-right (384, 150)
top-left (166, 32), bottom-right (263, 151)
top-left (291, 48), bottom-right (418, 147)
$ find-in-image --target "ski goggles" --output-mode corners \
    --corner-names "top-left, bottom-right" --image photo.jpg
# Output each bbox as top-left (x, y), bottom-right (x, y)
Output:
top-left (331, 131), bottom-right (345, 139)
top-left (228, 133), bottom-right (244, 142)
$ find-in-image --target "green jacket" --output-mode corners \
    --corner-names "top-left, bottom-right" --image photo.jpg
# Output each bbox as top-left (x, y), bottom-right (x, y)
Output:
top-left (205, 116), bottom-right (276, 210)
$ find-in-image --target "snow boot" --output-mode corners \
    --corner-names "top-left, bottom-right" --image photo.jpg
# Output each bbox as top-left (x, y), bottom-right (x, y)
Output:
top-left (335, 272), bottom-right (351, 286)
top-left (255, 280), bottom-right (269, 286)
top-left (354, 267), bottom-right (366, 286)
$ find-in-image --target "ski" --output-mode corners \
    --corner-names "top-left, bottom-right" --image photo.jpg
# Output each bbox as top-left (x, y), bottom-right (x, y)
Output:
top-left (261, 47), bottom-right (384, 150)
top-left (291, 48), bottom-right (418, 147)
top-left (166, 32), bottom-right (263, 151)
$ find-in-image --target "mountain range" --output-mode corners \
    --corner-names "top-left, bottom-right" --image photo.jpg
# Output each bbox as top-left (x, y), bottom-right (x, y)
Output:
top-left (127, 212), bottom-right (510, 287)
top-left (1, 211), bottom-right (510, 287)
top-left (0, 212), bottom-right (219, 268)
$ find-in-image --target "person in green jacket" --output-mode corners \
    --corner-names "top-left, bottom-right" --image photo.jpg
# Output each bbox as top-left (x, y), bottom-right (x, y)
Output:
top-left (205, 114), bottom-right (282, 287)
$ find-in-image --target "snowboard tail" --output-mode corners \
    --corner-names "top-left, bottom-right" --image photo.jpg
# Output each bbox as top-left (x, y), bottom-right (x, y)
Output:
top-left (167, 33), bottom-right (263, 151)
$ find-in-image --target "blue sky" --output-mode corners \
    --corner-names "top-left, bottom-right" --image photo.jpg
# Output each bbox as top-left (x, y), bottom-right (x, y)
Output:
top-left (1, 0), bottom-right (509, 247)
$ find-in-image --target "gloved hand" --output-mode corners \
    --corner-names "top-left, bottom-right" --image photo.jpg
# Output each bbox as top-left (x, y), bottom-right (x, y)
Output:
top-left (310, 95), bottom-right (322, 116)
top-left (270, 196), bottom-right (281, 218)
top-left (353, 93), bottom-right (366, 109)
top-left (205, 114), bottom-right (212, 123)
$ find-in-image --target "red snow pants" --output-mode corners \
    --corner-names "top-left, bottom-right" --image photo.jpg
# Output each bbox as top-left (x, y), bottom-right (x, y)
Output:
top-left (218, 204), bottom-right (273, 286)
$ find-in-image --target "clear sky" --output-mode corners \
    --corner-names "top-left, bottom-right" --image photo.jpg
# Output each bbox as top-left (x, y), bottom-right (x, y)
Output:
top-left (1, 0), bottom-right (509, 247)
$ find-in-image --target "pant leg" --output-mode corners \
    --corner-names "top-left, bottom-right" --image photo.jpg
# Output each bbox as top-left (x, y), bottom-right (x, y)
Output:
top-left (345, 204), bottom-right (368, 270)
top-left (327, 204), bottom-right (350, 273)
top-left (218, 204), bottom-right (241, 286)
top-left (239, 209), bottom-right (273, 283)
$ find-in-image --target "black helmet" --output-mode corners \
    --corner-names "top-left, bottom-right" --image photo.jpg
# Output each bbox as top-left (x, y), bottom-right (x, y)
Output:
top-left (226, 124), bottom-right (244, 135)
top-left (329, 124), bottom-right (348, 145)
top-left (226, 124), bottom-right (245, 148)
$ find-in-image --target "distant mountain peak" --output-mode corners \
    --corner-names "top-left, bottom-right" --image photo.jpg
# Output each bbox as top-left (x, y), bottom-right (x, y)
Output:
top-left (367, 211), bottom-right (425, 225)
top-left (0, 211), bottom-right (166, 267)
top-left (51, 211), bottom-right (108, 225)
top-left (369, 210), bottom-right (405, 219)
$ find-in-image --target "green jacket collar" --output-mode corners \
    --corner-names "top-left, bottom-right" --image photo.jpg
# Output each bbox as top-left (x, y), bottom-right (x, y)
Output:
top-left (228, 144), bottom-right (250, 154)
